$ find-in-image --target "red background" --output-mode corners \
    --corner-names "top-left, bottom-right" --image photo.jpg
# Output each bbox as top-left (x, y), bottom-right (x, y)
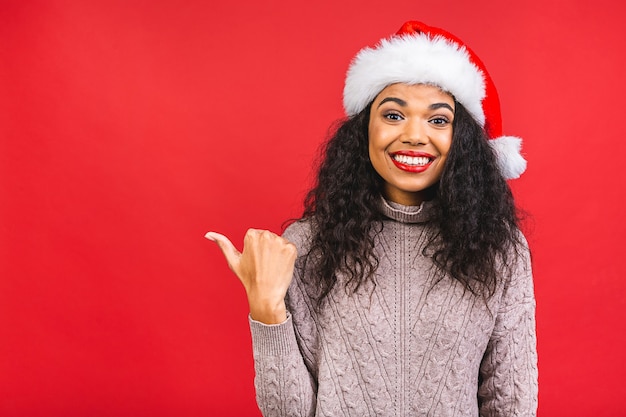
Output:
top-left (1, 1), bottom-right (625, 416)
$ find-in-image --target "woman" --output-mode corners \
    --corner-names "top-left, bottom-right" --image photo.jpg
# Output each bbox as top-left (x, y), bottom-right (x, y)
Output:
top-left (206, 21), bottom-right (537, 417)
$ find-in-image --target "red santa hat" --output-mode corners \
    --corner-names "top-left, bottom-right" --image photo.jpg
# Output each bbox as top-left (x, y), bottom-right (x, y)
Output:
top-left (343, 21), bottom-right (526, 179)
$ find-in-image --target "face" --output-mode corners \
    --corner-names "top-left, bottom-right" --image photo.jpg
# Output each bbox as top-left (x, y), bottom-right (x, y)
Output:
top-left (368, 83), bottom-right (454, 206)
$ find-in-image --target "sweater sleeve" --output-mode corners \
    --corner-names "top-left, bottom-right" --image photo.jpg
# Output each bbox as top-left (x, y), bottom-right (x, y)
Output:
top-left (249, 221), bottom-right (318, 417)
top-left (249, 314), bottom-right (316, 416)
top-left (478, 243), bottom-right (539, 417)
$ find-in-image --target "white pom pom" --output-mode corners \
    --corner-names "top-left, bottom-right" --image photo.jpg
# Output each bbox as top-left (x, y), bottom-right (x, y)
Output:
top-left (489, 136), bottom-right (527, 179)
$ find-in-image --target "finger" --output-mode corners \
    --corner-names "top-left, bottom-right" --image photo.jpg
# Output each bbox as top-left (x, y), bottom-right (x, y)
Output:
top-left (204, 231), bottom-right (242, 269)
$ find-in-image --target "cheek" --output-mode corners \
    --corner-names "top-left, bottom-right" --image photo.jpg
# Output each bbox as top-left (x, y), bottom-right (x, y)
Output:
top-left (367, 139), bottom-right (389, 177)
top-left (368, 135), bottom-right (388, 166)
top-left (367, 142), bottom-right (381, 170)
top-left (368, 125), bottom-right (390, 154)
top-left (444, 138), bottom-right (453, 156)
top-left (437, 140), bottom-right (452, 174)
top-left (367, 129), bottom-right (379, 159)
top-left (437, 133), bottom-right (453, 157)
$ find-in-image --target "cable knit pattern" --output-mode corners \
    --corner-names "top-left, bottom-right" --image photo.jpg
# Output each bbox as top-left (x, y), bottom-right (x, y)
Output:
top-left (249, 199), bottom-right (538, 416)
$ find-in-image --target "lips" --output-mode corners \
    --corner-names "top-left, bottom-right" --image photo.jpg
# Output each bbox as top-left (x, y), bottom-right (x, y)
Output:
top-left (389, 151), bottom-right (435, 173)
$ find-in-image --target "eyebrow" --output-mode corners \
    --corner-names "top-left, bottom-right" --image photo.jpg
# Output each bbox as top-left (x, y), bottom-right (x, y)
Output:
top-left (429, 102), bottom-right (455, 112)
top-left (377, 97), bottom-right (455, 113)
top-left (378, 97), bottom-right (407, 107)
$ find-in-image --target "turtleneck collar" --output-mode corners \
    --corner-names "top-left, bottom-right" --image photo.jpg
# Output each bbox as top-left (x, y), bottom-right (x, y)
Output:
top-left (377, 195), bottom-right (434, 224)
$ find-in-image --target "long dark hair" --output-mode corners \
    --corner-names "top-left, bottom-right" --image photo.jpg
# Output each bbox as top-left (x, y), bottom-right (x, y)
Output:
top-left (301, 99), bottom-right (523, 304)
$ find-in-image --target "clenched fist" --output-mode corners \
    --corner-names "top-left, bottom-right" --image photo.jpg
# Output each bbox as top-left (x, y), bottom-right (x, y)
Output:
top-left (205, 229), bottom-right (297, 324)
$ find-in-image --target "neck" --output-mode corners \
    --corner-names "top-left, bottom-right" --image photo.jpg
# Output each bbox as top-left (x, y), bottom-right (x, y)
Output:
top-left (378, 195), bottom-right (433, 224)
top-left (382, 185), bottom-right (438, 207)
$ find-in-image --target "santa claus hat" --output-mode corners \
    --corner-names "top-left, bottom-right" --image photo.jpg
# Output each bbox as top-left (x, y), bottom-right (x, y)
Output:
top-left (343, 21), bottom-right (526, 179)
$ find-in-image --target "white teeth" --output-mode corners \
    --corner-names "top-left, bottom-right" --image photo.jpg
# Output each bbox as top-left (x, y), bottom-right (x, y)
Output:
top-left (393, 155), bottom-right (431, 166)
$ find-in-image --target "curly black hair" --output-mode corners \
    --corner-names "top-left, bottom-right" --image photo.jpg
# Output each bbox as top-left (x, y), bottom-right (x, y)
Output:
top-left (301, 99), bottom-right (523, 305)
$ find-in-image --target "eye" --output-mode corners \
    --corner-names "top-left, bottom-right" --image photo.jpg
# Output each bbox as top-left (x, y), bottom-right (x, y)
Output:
top-left (383, 112), bottom-right (404, 121)
top-left (429, 116), bottom-right (451, 125)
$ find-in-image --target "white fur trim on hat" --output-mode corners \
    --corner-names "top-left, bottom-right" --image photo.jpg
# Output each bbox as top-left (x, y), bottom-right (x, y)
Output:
top-left (343, 33), bottom-right (486, 125)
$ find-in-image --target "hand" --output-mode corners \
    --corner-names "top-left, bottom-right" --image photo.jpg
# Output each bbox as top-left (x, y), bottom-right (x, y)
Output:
top-left (205, 229), bottom-right (297, 324)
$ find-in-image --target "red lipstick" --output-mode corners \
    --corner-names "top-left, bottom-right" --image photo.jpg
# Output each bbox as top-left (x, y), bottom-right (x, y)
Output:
top-left (389, 151), bottom-right (435, 173)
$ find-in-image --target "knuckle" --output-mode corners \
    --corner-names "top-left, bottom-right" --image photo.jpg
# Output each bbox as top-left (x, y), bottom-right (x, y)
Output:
top-left (260, 230), bottom-right (276, 241)
top-left (284, 242), bottom-right (297, 256)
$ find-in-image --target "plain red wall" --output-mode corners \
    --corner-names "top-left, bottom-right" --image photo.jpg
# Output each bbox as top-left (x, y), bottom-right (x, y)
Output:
top-left (1, 1), bottom-right (625, 416)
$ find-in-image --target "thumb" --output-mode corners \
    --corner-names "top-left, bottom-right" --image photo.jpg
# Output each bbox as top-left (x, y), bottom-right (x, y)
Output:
top-left (205, 231), bottom-right (242, 271)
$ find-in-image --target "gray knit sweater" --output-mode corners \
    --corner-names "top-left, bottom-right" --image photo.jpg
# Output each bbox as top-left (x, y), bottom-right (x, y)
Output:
top-left (249, 199), bottom-right (538, 416)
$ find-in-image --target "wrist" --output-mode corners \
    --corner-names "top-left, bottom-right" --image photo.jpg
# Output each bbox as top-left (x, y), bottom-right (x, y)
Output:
top-left (248, 300), bottom-right (287, 325)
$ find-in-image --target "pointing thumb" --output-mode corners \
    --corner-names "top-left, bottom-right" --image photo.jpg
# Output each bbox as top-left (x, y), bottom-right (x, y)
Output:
top-left (205, 231), bottom-right (242, 270)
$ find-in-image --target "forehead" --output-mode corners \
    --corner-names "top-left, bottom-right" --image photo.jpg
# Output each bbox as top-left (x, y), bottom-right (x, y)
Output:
top-left (375, 83), bottom-right (454, 103)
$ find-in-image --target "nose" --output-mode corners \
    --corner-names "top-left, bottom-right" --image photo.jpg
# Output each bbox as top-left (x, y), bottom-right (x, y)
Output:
top-left (402, 119), bottom-right (429, 146)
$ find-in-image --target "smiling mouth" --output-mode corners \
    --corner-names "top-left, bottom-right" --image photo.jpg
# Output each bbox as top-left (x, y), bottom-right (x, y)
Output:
top-left (389, 152), bottom-right (435, 173)
top-left (391, 154), bottom-right (432, 167)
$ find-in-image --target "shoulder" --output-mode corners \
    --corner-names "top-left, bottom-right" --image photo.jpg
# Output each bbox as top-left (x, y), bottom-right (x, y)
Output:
top-left (512, 229), bottom-right (532, 272)
top-left (282, 219), bottom-right (314, 254)
top-left (498, 229), bottom-right (535, 308)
